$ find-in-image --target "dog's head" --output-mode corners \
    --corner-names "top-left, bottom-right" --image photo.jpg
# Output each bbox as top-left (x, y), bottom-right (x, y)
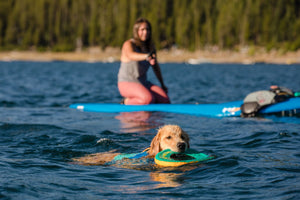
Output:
top-left (148, 125), bottom-right (190, 156)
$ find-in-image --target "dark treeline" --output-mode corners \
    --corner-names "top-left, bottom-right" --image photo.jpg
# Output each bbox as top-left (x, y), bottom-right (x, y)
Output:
top-left (0, 0), bottom-right (300, 52)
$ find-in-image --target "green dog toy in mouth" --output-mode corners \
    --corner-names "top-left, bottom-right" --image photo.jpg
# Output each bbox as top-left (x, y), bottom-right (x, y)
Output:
top-left (155, 149), bottom-right (214, 167)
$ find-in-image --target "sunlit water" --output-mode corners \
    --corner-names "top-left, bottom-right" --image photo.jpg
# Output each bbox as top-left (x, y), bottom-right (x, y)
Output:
top-left (0, 61), bottom-right (299, 199)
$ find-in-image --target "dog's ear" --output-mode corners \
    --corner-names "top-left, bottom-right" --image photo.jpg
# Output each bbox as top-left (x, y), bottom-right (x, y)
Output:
top-left (148, 133), bottom-right (161, 156)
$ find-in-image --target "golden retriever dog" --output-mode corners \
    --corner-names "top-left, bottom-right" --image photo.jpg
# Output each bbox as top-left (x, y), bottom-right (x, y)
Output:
top-left (73, 125), bottom-right (190, 165)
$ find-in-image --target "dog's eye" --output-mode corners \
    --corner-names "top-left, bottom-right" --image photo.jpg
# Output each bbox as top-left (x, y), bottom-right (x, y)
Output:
top-left (181, 135), bottom-right (185, 140)
top-left (166, 136), bottom-right (172, 139)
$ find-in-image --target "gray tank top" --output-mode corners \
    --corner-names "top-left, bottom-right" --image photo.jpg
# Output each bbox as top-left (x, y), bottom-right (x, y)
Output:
top-left (118, 60), bottom-right (150, 85)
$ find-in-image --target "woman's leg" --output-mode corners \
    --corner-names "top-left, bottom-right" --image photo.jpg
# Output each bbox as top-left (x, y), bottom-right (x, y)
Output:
top-left (150, 85), bottom-right (171, 104)
top-left (118, 82), bottom-right (154, 105)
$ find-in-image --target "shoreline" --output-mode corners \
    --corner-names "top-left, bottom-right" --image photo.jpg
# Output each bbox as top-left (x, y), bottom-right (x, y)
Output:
top-left (0, 47), bottom-right (300, 64)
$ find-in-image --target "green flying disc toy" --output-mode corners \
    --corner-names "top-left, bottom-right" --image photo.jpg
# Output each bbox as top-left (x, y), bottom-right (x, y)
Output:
top-left (155, 149), bottom-right (214, 167)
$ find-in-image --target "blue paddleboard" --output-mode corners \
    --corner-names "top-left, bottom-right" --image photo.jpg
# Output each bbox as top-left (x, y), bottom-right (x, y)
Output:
top-left (69, 98), bottom-right (300, 117)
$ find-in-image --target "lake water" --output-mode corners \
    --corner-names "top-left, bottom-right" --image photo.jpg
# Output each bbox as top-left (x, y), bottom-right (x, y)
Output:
top-left (0, 61), bottom-right (300, 199)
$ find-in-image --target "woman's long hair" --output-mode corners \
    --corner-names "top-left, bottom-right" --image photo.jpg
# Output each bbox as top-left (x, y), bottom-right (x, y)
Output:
top-left (132, 18), bottom-right (154, 53)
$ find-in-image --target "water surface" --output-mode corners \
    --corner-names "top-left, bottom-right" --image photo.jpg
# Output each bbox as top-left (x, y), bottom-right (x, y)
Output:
top-left (0, 61), bottom-right (299, 199)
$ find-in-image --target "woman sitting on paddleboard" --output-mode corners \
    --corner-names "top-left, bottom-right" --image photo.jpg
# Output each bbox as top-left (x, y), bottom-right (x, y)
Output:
top-left (118, 18), bottom-right (170, 105)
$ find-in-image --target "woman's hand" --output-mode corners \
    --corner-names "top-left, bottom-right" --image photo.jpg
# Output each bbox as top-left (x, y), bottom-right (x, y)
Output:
top-left (147, 52), bottom-right (156, 65)
top-left (148, 56), bottom-right (156, 65)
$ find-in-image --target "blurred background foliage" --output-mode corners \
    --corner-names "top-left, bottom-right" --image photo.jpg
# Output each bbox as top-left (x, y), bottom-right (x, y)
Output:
top-left (0, 0), bottom-right (300, 52)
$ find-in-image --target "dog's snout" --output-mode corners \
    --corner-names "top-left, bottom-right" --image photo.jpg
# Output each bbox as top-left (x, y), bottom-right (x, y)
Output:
top-left (177, 142), bottom-right (186, 151)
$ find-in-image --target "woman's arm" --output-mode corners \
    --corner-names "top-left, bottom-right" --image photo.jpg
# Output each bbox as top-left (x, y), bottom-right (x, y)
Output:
top-left (121, 40), bottom-right (150, 62)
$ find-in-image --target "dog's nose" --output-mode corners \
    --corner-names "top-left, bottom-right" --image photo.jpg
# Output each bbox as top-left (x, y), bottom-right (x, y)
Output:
top-left (177, 142), bottom-right (186, 151)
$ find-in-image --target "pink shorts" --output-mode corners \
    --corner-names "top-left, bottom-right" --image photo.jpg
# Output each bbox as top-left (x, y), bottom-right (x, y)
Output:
top-left (118, 81), bottom-right (170, 105)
